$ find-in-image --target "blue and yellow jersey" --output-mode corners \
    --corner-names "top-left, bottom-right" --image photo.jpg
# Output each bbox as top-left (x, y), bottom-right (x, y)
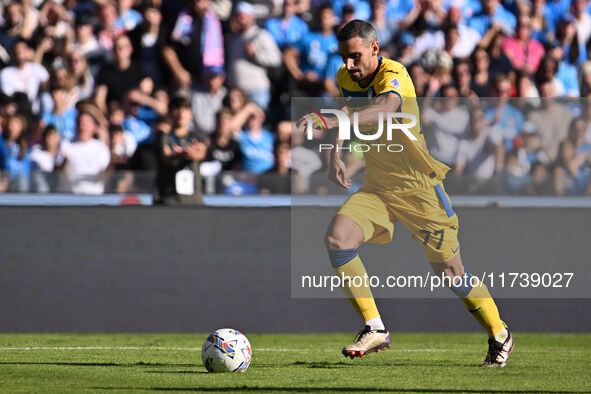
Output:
top-left (336, 56), bottom-right (450, 196)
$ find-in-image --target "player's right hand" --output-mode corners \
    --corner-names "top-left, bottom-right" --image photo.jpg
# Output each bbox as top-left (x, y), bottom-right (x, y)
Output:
top-left (328, 158), bottom-right (351, 190)
top-left (295, 113), bottom-right (323, 139)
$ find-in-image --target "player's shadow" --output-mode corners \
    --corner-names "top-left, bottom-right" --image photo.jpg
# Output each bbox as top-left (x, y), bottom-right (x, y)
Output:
top-left (0, 361), bottom-right (199, 368)
top-left (0, 361), bottom-right (124, 367)
top-left (145, 370), bottom-right (209, 374)
top-left (93, 388), bottom-right (586, 393)
top-left (290, 361), bottom-right (351, 369)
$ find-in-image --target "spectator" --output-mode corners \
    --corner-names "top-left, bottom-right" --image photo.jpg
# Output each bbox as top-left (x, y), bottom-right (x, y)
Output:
top-left (528, 80), bottom-right (572, 161)
top-left (506, 121), bottom-right (549, 191)
top-left (338, 4), bottom-right (357, 32)
top-left (35, 0), bottom-right (75, 65)
top-left (422, 50), bottom-right (454, 95)
top-left (29, 125), bottom-right (64, 192)
top-left (544, 0), bottom-right (572, 42)
top-left (486, 30), bottom-right (514, 80)
top-left (290, 122), bottom-right (322, 193)
top-left (501, 14), bottom-right (545, 75)
top-left (73, 13), bottom-right (106, 74)
top-left (284, 5), bottom-right (338, 97)
top-left (0, 2), bottom-right (36, 55)
top-left (94, 34), bottom-right (150, 114)
top-left (41, 66), bottom-right (79, 114)
top-left (258, 141), bottom-right (291, 194)
top-left (224, 87), bottom-right (265, 136)
top-left (549, 44), bottom-right (580, 97)
top-left (485, 74), bottom-right (525, 151)
top-left (514, 121), bottom-right (549, 172)
top-left (274, 120), bottom-right (292, 143)
top-left (154, 97), bottom-right (206, 205)
top-left (521, 161), bottom-right (554, 195)
top-left (114, 0), bottom-right (143, 31)
top-left (369, 0), bottom-right (397, 48)
top-left (408, 62), bottom-right (429, 97)
top-left (581, 94), bottom-right (591, 144)
top-left (238, 0), bottom-right (275, 24)
top-left (239, 110), bottom-right (274, 174)
top-left (108, 100), bottom-right (125, 126)
top-left (422, 84), bottom-right (469, 167)
top-left (0, 114), bottom-right (31, 192)
top-left (41, 82), bottom-right (79, 142)
top-left (468, 0), bottom-right (516, 37)
top-left (515, 71), bottom-right (540, 114)
top-left (573, 0), bottom-right (591, 47)
top-left (470, 47), bottom-right (492, 97)
top-left (529, 0), bottom-right (551, 43)
top-left (67, 49), bottom-right (95, 101)
top-left (226, 1), bottom-right (281, 110)
top-left (452, 59), bottom-right (476, 98)
top-left (127, 85), bottom-right (169, 128)
top-left (333, 0), bottom-right (371, 22)
top-left (580, 62), bottom-right (591, 97)
top-left (59, 110), bottom-right (111, 194)
top-left (127, 2), bottom-right (164, 84)
top-left (127, 116), bottom-right (172, 175)
top-left (97, 1), bottom-right (126, 54)
top-left (455, 107), bottom-right (505, 191)
top-left (553, 117), bottom-right (591, 194)
top-left (121, 91), bottom-right (152, 146)
top-left (555, 14), bottom-right (586, 66)
top-left (535, 55), bottom-right (563, 95)
top-left (386, 0), bottom-right (418, 28)
top-left (205, 107), bottom-right (243, 171)
top-left (0, 40), bottom-right (49, 114)
top-left (412, 0), bottom-right (447, 31)
top-left (412, 22), bottom-right (445, 59)
top-left (264, 0), bottom-right (309, 50)
top-left (162, 0), bottom-right (224, 90)
top-left (443, 5), bottom-right (480, 58)
top-left (190, 66), bottom-right (227, 138)
top-left (108, 123), bottom-right (137, 170)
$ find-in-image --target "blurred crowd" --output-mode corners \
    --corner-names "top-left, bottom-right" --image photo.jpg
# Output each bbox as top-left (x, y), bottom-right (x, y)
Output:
top-left (0, 0), bottom-right (590, 198)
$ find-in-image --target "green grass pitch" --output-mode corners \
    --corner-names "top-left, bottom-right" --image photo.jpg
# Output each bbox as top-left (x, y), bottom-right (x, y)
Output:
top-left (0, 333), bottom-right (589, 393)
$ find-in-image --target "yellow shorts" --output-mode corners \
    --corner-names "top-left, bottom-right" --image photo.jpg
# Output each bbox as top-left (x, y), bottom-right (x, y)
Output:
top-left (336, 183), bottom-right (460, 263)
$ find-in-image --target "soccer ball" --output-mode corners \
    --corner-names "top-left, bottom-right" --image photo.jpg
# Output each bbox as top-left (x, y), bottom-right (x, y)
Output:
top-left (201, 328), bottom-right (252, 372)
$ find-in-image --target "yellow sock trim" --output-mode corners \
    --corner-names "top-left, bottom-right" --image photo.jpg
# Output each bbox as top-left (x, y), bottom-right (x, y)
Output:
top-left (461, 281), bottom-right (504, 336)
top-left (333, 255), bottom-right (380, 322)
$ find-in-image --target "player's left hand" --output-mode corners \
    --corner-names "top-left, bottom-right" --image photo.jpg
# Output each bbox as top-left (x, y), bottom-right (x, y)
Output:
top-left (328, 158), bottom-right (352, 190)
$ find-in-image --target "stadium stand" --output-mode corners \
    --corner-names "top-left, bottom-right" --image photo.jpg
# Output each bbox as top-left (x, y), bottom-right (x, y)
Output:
top-left (0, 0), bottom-right (590, 199)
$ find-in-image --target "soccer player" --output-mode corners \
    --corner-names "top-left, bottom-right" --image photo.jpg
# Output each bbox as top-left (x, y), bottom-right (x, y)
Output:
top-left (297, 20), bottom-right (514, 367)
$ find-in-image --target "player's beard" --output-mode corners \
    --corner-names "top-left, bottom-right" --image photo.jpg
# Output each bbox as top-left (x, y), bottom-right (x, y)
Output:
top-left (348, 70), bottom-right (364, 82)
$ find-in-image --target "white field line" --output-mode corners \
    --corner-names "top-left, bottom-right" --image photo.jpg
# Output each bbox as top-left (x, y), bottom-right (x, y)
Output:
top-left (0, 346), bottom-right (449, 352)
top-left (0, 347), bottom-right (583, 353)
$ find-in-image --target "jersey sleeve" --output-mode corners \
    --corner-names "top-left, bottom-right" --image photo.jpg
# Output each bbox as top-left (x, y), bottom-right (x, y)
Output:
top-left (374, 63), bottom-right (414, 99)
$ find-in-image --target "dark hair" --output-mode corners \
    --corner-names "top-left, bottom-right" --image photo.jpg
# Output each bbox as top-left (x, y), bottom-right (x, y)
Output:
top-left (11, 38), bottom-right (29, 52)
top-left (109, 124), bottom-right (124, 134)
top-left (155, 115), bottom-right (172, 126)
top-left (336, 20), bottom-right (377, 44)
top-left (169, 96), bottom-right (191, 112)
top-left (535, 55), bottom-right (558, 84)
top-left (6, 114), bottom-right (28, 160)
top-left (41, 125), bottom-right (58, 151)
